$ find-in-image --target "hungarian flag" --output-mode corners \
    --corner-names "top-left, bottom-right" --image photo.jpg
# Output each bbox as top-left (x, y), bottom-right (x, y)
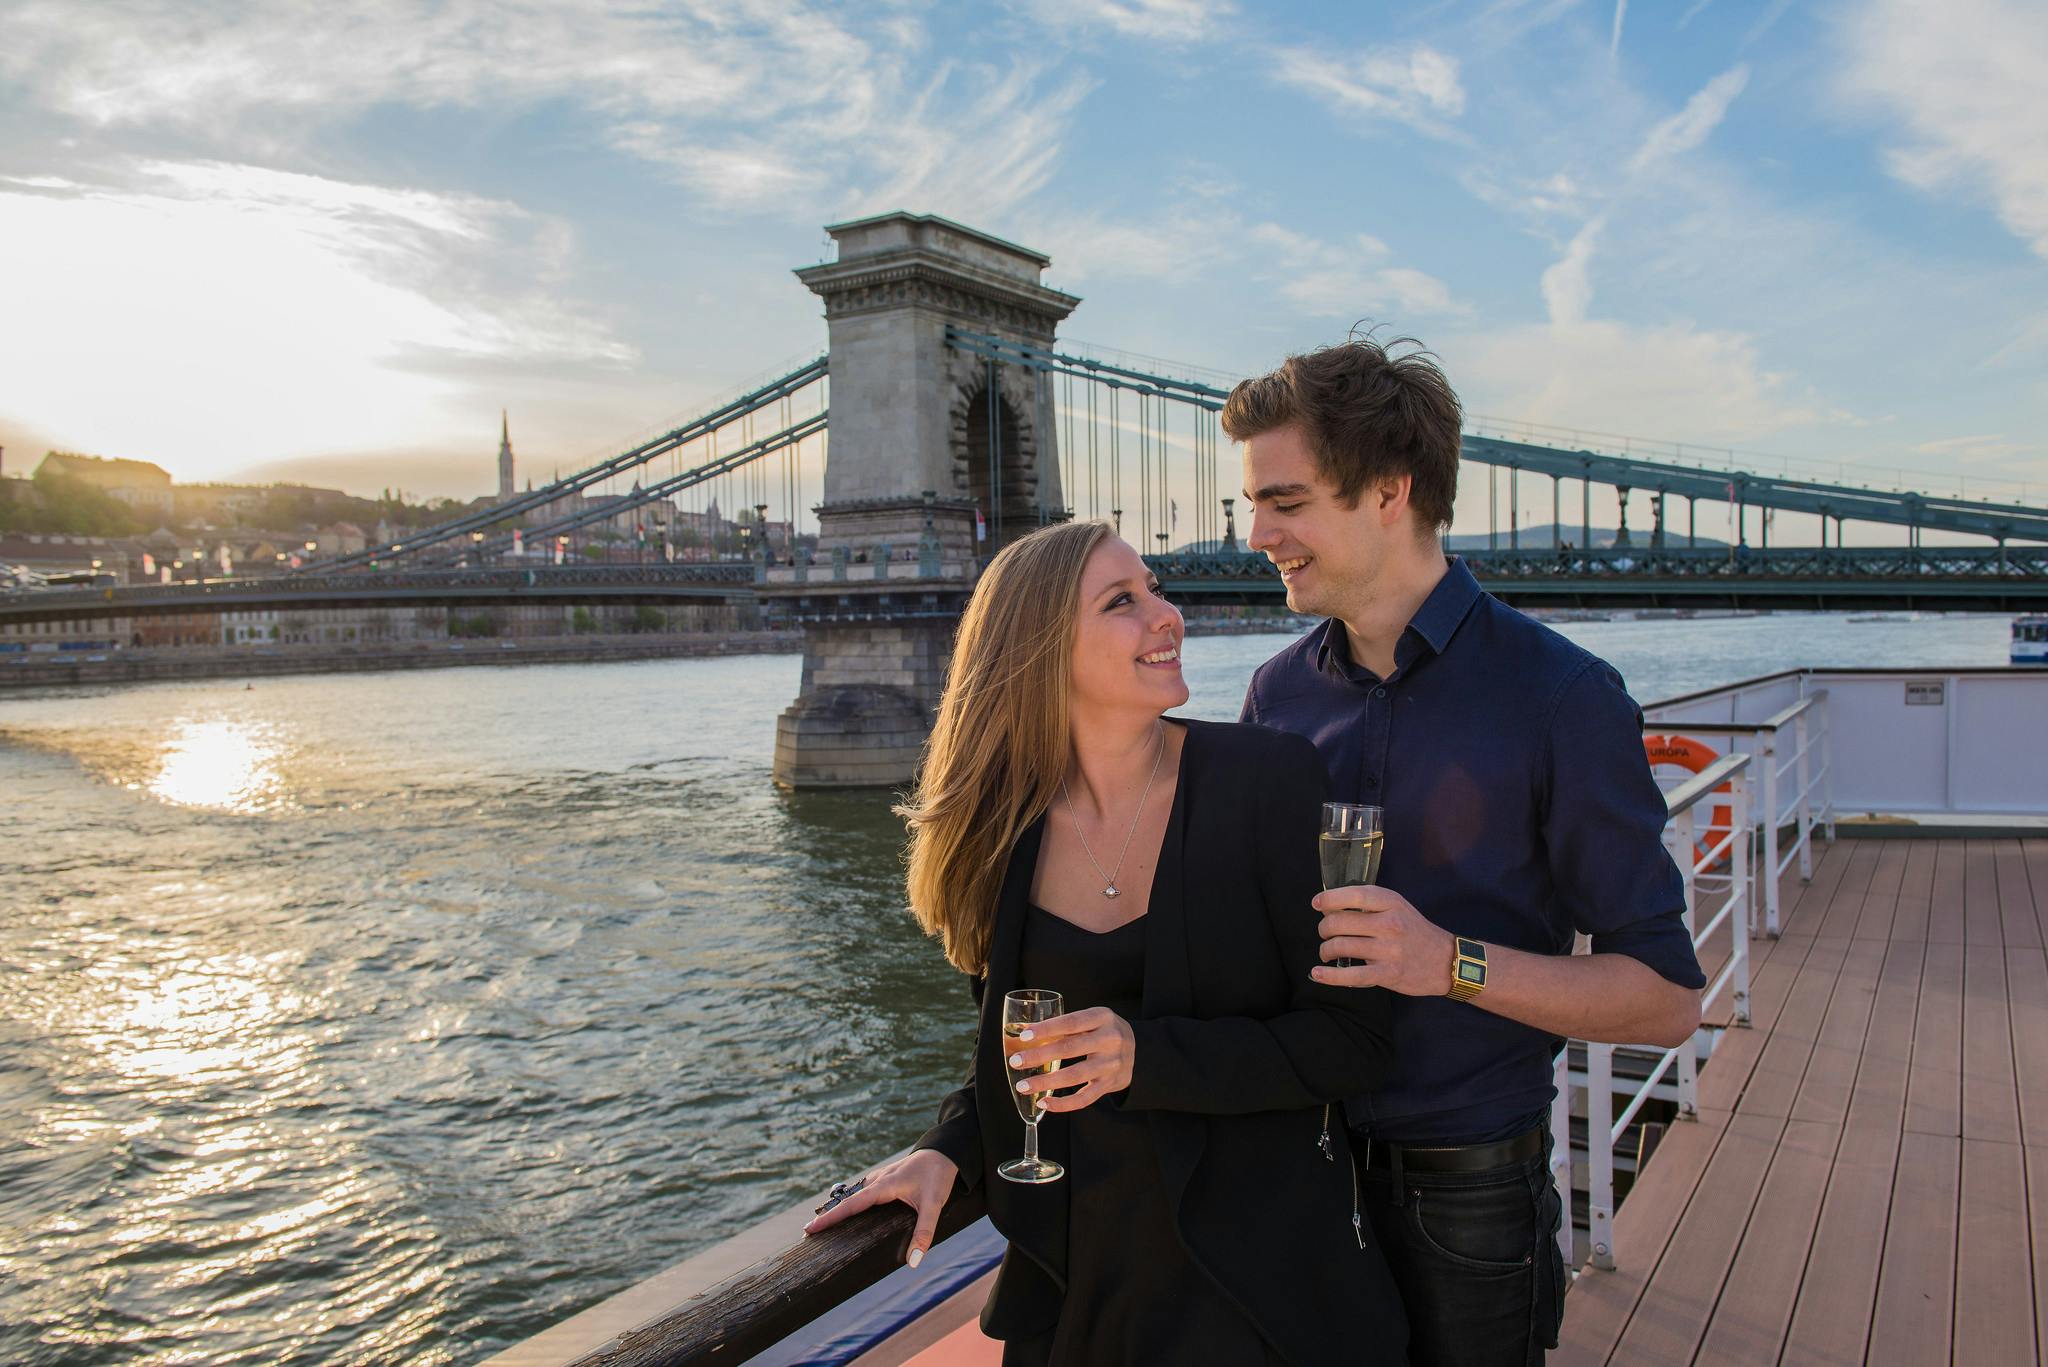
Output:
top-left (512, 529), bottom-right (524, 556)
top-left (975, 507), bottom-right (987, 543)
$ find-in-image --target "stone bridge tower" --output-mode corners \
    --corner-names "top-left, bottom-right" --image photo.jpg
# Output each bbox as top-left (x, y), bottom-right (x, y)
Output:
top-left (766, 213), bottom-right (1080, 787)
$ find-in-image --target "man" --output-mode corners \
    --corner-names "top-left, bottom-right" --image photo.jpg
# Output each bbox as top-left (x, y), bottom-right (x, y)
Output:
top-left (1226, 340), bottom-right (1705, 1366)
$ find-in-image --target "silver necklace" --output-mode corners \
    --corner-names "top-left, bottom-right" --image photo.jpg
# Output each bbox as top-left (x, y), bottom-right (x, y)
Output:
top-left (1060, 721), bottom-right (1167, 900)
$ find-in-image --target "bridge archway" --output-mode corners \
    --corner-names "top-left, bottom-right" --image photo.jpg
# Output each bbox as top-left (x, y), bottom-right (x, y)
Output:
top-left (956, 376), bottom-right (1042, 550)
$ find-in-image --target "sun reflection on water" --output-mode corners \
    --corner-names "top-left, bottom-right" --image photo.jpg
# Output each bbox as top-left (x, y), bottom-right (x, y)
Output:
top-left (146, 720), bottom-right (290, 813)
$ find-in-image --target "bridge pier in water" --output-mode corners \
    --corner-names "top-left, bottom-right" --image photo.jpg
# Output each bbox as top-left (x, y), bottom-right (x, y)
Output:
top-left (768, 213), bottom-right (1079, 788)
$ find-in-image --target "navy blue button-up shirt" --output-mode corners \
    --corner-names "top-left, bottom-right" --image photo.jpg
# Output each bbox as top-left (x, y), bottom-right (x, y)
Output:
top-left (1241, 557), bottom-right (1705, 1144)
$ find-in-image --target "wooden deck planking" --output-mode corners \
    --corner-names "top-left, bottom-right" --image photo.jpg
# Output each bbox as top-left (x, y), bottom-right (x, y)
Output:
top-left (1954, 1136), bottom-right (2038, 1365)
top-left (1888, 839), bottom-right (1939, 942)
top-left (1903, 940), bottom-right (1965, 1138)
top-left (1962, 838), bottom-right (2005, 946)
top-left (1854, 839), bottom-right (1912, 942)
top-left (1739, 936), bottom-right (1848, 1119)
top-left (1994, 839), bottom-right (2043, 949)
top-left (1926, 840), bottom-right (1968, 944)
top-left (1555, 836), bottom-right (2048, 1366)
top-left (1866, 1130), bottom-right (1961, 1367)
top-left (1690, 1117), bottom-right (1839, 1367)
top-left (2028, 1144), bottom-right (2048, 1367)
top-left (1553, 1111), bottom-right (1730, 1363)
top-left (1959, 942), bottom-right (2020, 1144)
top-left (1555, 924), bottom-right (1825, 1363)
top-left (1609, 1111), bottom-right (1785, 1364)
top-left (1811, 839), bottom-right (1881, 941)
top-left (1789, 937), bottom-right (1887, 1129)
top-left (1779, 1120), bottom-right (1903, 1367)
top-left (2011, 948), bottom-right (2048, 1147)
top-left (1848, 938), bottom-right (1927, 1131)
top-left (2025, 839), bottom-right (2048, 947)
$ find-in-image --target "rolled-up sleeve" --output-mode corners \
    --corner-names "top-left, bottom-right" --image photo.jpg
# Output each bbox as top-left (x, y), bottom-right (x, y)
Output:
top-left (1541, 662), bottom-right (1706, 989)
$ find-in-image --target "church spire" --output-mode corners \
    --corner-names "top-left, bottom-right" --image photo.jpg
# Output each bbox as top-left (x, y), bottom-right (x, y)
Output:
top-left (496, 409), bottom-right (515, 501)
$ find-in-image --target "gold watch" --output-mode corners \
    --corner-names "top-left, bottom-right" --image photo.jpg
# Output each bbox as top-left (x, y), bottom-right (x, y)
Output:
top-left (1446, 937), bottom-right (1488, 1003)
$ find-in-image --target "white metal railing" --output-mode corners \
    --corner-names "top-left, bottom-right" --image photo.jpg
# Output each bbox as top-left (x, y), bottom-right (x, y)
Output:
top-left (1556, 751), bottom-right (1753, 1273)
top-left (1641, 692), bottom-right (1832, 937)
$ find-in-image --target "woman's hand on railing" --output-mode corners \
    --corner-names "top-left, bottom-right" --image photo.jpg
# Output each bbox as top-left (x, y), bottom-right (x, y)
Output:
top-left (801, 1147), bottom-right (958, 1267)
top-left (1008, 1007), bottom-right (1136, 1111)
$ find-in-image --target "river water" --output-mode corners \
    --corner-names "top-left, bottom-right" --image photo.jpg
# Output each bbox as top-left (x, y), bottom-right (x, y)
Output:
top-left (0, 612), bottom-right (2012, 1364)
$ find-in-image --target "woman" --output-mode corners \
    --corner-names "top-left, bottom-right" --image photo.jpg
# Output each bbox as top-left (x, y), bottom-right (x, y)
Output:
top-left (805, 520), bottom-right (1407, 1366)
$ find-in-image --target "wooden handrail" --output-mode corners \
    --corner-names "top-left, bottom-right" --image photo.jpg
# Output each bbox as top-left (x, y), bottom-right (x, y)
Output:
top-left (564, 1185), bottom-right (989, 1367)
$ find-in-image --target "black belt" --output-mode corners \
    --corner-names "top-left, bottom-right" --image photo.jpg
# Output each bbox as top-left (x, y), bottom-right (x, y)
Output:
top-left (1357, 1125), bottom-right (1544, 1174)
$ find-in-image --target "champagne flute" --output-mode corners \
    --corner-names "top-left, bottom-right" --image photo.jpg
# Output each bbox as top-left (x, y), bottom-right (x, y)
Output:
top-left (999, 989), bottom-right (1065, 1184)
top-left (1319, 803), bottom-right (1384, 969)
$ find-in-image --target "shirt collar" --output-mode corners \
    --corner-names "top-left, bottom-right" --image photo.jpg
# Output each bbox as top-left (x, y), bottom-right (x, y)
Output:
top-left (1313, 556), bottom-right (1482, 679)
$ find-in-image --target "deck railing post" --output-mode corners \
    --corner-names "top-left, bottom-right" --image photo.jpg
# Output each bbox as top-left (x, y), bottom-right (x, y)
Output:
top-left (1549, 1049), bottom-right (1574, 1268)
top-left (1795, 712), bottom-right (1813, 882)
top-left (1672, 807), bottom-right (1699, 1120)
top-left (1730, 769), bottom-right (1752, 1026)
top-left (1820, 693), bottom-right (1836, 841)
top-left (1760, 728), bottom-right (1781, 937)
top-left (1587, 1041), bottom-right (1616, 1270)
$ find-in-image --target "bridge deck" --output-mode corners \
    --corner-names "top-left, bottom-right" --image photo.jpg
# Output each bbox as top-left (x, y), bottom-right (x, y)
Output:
top-left (1558, 834), bottom-right (2048, 1365)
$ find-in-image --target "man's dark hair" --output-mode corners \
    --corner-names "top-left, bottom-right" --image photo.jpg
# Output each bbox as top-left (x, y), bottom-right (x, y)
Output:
top-left (1221, 336), bottom-right (1462, 532)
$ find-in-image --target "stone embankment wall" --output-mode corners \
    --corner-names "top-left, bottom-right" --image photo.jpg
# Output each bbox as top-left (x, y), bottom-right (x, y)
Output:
top-left (0, 631), bottom-right (801, 689)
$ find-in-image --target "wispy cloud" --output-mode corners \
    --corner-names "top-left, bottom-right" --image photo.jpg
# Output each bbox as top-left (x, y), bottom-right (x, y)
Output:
top-left (1028, 0), bottom-right (1235, 43)
top-left (1540, 218), bottom-right (1603, 325)
top-left (1629, 64), bottom-right (1750, 173)
top-left (0, 0), bottom-right (1089, 224)
top-left (1269, 42), bottom-right (1467, 138)
top-left (1837, 0), bottom-right (2048, 260)
top-left (1248, 223), bottom-right (1462, 318)
top-left (1610, 0), bottom-right (1628, 56)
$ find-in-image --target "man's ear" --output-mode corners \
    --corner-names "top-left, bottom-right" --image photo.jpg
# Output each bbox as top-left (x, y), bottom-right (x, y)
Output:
top-left (1376, 473), bottom-right (1414, 525)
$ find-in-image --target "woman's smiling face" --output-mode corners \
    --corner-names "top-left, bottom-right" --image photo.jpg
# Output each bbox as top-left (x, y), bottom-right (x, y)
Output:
top-left (1069, 536), bottom-right (1187, 719)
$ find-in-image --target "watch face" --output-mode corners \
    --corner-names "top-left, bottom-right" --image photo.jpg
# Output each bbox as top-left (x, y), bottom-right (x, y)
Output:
top-left (1457, 962), bottom-right (1485, 984)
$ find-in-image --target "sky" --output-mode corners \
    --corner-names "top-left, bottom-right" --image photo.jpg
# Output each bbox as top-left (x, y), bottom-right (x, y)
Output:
top-left (2, 0), bottom-right (2045, 539)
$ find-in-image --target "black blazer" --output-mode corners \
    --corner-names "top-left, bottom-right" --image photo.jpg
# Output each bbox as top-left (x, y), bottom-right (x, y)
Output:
top-left (916, 718), bottom-right (1409, 1366)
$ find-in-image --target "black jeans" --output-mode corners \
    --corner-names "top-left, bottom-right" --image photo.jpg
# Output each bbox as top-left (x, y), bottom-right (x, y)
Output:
top-left (1355, 1135), bottom-right (1567, 1367)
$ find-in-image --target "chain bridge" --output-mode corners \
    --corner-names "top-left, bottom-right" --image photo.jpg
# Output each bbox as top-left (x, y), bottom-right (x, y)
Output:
top-left (6, 212), bottom-right (2044, 784)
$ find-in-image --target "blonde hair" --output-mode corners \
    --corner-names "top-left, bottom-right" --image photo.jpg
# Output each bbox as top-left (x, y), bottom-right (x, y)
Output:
top-left (897, 519), bottom-right (1113, 973)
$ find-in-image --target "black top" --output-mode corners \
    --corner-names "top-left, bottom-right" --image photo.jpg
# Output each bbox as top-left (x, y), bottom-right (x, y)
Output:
top-left (1011, 906), bottom-right (1281, 1366)
top-left (916, 718), bottom-right (1409, 1367)
top-left (1241, 557), bottom-right (1706, 1144)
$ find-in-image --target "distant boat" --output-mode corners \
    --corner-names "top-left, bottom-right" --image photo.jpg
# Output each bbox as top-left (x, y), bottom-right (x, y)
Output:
top-left (2014, 615), bottom-right (2048, 666)
top-left (1848, 613), bottom-right (1914, 623)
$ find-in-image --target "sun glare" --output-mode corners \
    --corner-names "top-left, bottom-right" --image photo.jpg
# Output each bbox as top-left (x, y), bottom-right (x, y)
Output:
top-left (147, 720), bottom-right (289, 813)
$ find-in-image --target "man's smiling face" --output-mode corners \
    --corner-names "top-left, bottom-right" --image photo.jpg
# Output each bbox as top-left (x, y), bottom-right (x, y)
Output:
top-left (1240, 422), bottom-right (1402, 619)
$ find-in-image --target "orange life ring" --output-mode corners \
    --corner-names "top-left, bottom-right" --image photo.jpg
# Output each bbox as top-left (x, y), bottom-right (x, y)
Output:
top-left (1643, 733), bottom-right (1734, 871)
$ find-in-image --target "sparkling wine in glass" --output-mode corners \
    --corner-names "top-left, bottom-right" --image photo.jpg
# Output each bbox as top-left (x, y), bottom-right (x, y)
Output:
top-left (999, 989), bottom-right (1065, 1184)
top-left (1320, 803), bottom-right (1384, 969)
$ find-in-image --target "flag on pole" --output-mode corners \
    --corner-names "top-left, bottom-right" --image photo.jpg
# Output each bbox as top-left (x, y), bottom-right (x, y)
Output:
top-left (217, 544), bottom-right (232, 575)
top-left (975, 507), bottom-right (987, 543)
top-left (1171, 499), bottom-right (1179, 531)
top-left (141, 553), bottom-right (156, 576)
top-left (512, 529), bottom-right (524, 557)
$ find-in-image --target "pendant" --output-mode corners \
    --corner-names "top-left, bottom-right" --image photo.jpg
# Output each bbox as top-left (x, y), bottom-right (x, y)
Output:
top-left (1103, 885), bottom-right (1121, 899)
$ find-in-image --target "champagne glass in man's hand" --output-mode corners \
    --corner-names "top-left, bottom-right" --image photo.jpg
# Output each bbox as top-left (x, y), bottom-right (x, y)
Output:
top-left (1319, 803), bottom-right (1383, 969)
